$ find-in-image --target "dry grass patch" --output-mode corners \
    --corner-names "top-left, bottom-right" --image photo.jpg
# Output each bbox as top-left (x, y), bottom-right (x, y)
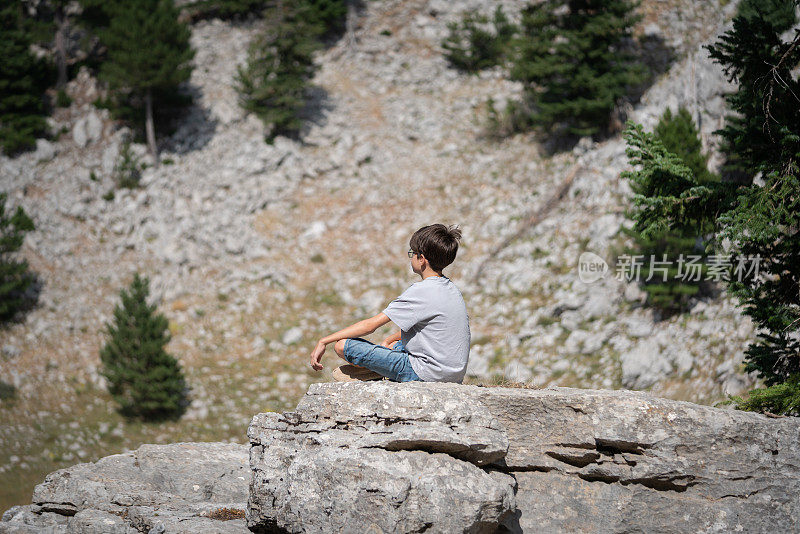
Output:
top-left (204, 507), bottom-right (246, 520)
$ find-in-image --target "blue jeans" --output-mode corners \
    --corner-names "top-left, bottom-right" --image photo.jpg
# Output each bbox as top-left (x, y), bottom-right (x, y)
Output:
top-left (342, 337), bottom-right (423, 382)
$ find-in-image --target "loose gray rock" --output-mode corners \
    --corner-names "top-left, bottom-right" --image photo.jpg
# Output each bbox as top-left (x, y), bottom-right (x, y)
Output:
top-left (619, 337), bottom-right (672, 388)
top-left (33, 140), bottom-right (56, 163)
top-left (1, 345), bottom-right (20, 360)
top-left (72, 117), bottom-right (88, 147)
top-left (280, 326), bottom-right (303, 345)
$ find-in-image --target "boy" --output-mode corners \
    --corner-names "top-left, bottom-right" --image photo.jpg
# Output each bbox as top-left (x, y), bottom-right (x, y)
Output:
top-left (309, 224), bottom-right (471, 383)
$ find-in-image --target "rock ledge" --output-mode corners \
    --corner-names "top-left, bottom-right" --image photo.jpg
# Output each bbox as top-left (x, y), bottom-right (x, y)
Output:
top-left (3, 383), bottom-right (799, 533)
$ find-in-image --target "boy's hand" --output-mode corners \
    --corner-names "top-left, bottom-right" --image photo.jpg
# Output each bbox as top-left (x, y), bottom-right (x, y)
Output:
top-left (310, 341), bottom-right (326, 371)
top-left (380, 336), bottom-right (395, 348)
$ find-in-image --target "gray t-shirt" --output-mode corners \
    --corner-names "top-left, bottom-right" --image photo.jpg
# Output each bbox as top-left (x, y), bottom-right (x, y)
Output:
top-left (382, 275), bottom-right (471, 383)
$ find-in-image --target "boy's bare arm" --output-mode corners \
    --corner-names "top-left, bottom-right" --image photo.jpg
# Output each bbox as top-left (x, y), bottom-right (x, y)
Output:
top-left (310, 313), bottom-right (391, 370)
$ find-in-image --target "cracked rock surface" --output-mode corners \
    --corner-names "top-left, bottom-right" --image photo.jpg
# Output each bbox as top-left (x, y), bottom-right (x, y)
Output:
top-left (0, 443), bottom-right (250, 533)
top-left (247, 382), bottom-right (517, 533)
top-left (249, 382), bottom-right (800, 533)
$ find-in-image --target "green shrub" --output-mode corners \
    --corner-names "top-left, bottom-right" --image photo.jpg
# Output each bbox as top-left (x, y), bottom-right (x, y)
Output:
top-left (0, 379), bottom-right (16, 402)
top-left (113, 141), bottom-right (144, 189)
top-left (303, 0), bottom-right (347, 39)
top-left (55, 88), bottom-right (72, 108)
top-left (722, 373), bottom-right (800, 416)
top-left (185, 0), bottom-right (267, 20)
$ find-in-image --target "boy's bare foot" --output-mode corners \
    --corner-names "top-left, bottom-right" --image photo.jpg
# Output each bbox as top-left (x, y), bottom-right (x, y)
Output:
top-left (332, 364), bottom-right (385, 382)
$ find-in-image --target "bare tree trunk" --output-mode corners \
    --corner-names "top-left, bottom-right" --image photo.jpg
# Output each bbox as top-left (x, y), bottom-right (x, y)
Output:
top-left (55, 3), bottom-right (67, 88)
top-left (345, 0), bottom-right (357, 52)
top-left (145, 89), bottom-right (159, 167)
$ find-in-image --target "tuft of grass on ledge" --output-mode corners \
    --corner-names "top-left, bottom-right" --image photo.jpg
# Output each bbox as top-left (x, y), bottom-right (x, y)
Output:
top-left (463, 374), bottom-right (542, 389)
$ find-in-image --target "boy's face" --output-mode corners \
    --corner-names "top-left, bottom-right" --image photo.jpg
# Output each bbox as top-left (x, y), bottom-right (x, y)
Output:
top-left (410, 250), bottom-right (425, 275)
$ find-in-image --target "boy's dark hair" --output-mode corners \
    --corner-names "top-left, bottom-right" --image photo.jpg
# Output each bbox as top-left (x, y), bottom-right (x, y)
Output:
top-left (409, 224), bottom-right (462, 272)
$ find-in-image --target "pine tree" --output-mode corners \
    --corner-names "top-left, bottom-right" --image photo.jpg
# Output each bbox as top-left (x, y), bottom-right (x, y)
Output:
top-left (302, 0), bottom-right (348, 39)
top-left (93, 0), bottom-right (194, 164)
top-left (621, 5), bottom-right (800, 415)
top-left (100, 273), bottom-right (188, 420)
top-left (654, 107), bottom-right (718, 185)
top-left (508, 0), bottom-right (648, 141)
top-left (622, 106), bottom-right (723, 315)
top-left (737, 0), bottom-right (798, 34)
top-left (186, 0), bottom-right (267, 20)
top-left (620, 107), bottom-right (718, 315)
top-left (235, 1), bottom-right (323, 142)
top-left (0, 0), bottom-right (54, 155)
top-left (24, 0), bottom-right (75, 89)
top-left (0, 192), bottom-right (35, 322)
top-left (706, 9), bottom-right (800, 414)
top-left (618, 227), bottom-right (709, 316)
top-left (442, 6), bottom-right (518, 74)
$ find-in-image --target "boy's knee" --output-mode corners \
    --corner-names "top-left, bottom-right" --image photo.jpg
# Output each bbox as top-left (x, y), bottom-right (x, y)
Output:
top-left (334, 339), bottom-right (347, 356)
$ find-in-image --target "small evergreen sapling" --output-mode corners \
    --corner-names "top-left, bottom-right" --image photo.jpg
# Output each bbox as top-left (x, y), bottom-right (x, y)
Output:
top-left (235, 1), bottom-right (323, 142)
top-left (654, 107), bottom-right (718, 186)
top-left (442, 6), bottom-right (518, 73)
top-left (0, 192), bottom-right (35, 322)
top-left (112, 141), bottom-right (144, 189)
top-left (100, 273), bottom-right (188, 420)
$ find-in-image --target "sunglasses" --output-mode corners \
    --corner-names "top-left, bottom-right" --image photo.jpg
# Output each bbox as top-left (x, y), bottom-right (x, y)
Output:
top-left (408, 249), bottom-right (421, 258)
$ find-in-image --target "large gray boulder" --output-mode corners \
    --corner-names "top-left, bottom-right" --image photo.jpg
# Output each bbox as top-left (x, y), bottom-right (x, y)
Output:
top-left (247, 383), bottom-right (517, 533)
top-left (248, 382), bottom-right (800, 533)
top-left (1, 442), bottom-right (250, 534)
